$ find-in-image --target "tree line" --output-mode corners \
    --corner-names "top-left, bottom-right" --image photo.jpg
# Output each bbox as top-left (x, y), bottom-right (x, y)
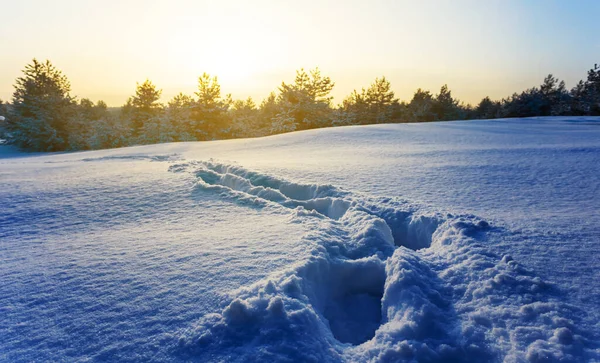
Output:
top-left (0, 59), bottom-right (599, 151)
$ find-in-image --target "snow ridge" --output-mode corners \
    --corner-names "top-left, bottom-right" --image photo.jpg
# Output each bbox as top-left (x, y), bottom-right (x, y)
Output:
top-left (170, 161), bottom-right (596, 362)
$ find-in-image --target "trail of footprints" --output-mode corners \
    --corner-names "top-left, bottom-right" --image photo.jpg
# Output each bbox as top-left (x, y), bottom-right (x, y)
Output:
top-left (170, 161), bottom-right (589, 362)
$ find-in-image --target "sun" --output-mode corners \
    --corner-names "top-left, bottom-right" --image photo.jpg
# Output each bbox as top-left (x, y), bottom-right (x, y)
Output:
top-left (163, 22), bottom-right (266, 89)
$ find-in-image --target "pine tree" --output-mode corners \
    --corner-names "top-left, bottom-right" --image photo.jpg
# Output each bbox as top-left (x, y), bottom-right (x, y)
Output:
top-left (166, 93), bottom-right (199, 141)
top-left (229, 97), bottom-right (259, 137)
top-left (570, 80), bottom-right (588, 115)
top-left (274, 68), bottom-right (334, 131)
top-left (432, 84), bottom-right (459, 120)
top-left (408, 89), bottom-right (435, 122)
top-left (7, 59), bottom-right (76, 151)
top-left (340, 89), bottom-right (367, 125)
top-left (475, 97), bottom-right (501, 119)
top-left (258, 92), bottom-right (279, 133)
top-left (0, 99), bottom-right (7, 140)
top-left (539, 74), bottom-right (570, 116)
top-left (126, 80), bottom-right (163, 136)
top-left (585, 64), bottom-right (600, 115)
top-left (364, 77), bottom-right (395, 123)
top-left (68, 98), bottom-right (111, 150)
top-left (193, 73), bottom-right (231, 139)
top-left (0, 99), bottom-right (7, 118)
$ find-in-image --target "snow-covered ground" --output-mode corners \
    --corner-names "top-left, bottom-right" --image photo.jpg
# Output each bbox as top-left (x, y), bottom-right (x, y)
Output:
top-left (1, 117), bottom-right (599, 362)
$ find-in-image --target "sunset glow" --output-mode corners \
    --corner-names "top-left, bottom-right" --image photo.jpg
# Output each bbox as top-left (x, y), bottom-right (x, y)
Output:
top-left (1, 0), bottom-right (599, 105)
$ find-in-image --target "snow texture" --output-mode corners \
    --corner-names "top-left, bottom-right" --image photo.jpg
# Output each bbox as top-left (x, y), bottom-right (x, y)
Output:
top-left (173, 161), bottom-right (594, 362)
top-left (1, 117), bottom-right (599, 362)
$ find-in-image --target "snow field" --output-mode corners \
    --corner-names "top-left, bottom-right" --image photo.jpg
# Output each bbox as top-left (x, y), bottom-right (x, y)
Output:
top-left (2, 117), bottom-right (599, 362)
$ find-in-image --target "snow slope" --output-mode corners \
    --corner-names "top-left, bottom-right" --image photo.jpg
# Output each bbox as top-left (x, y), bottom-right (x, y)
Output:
top-left (1, 117), bottom-right (599, 362)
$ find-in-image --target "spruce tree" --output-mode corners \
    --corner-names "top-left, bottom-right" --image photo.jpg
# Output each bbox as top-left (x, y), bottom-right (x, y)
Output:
top-left (586, 64), bottom-right (600, 115)
top-left (166, 93), bottom-right (198, 141)
top-left (0, 99), bottom-right (7, 140)
top-left (274, 68), bottom-right (334, 131)
top-left (8, 59), bottom-right (75, 151)
top-left (193, 73), bottom-right (231, 139)
top-left (365, 77), bottom-right (395, 123)
top-left (408, 89), bottom-right (435, 122)
top-left (432, 84), bottom-right (459, 120)
top-left (126, 80), bottom-right (163, 136)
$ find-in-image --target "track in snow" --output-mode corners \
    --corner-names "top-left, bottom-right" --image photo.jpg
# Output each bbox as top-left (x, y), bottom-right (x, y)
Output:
top-left (168, 160), bottom-right (594, 362)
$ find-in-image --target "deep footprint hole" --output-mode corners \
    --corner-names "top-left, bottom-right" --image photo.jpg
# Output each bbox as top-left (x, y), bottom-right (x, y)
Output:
top-left (321, 259), bottom-right (386, 345)
top-left (319, 208), bottom-right (445, 345)
top-left (377, 209), bottom-right (440, 251)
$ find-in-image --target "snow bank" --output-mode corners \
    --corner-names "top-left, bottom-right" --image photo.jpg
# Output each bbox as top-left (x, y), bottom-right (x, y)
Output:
top-left (172, 161), bottom-right (596, 362)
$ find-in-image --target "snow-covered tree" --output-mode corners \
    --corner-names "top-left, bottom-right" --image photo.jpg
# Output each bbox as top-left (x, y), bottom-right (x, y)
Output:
top-left (432, 84), bottom-right (460, 121)
top-left (570, 80), bottom-right (589, 115)
top-left (274, 68), bottom-right (335, 131)
top-left (584, 64), bottom-right (600, 115)
top-left (0, 99), bottom-right (7, 117)
top-left (229, 97), bottom-right (260, 138)
top-left (340, 89), bottom-right (367, 125)
top-left (0, 100), bottom-right (7, 139)
top-left (365, 77), bottom-right (395, 123)
top-left (86, 114), bottom-right (129, 150)
top-left (270, 108), bottom-right (298, 134)
top-left (166, 93), bottom-right (201, 141)
top-left (568, 65), bottom-right (600, 115)
top-left (137, 114), bottom-right (177, 144)
top-left (539, 74), bottom-right (571, 115)
top-left (258, 92), bottom-right (279, 133)
top-left (67, 98), bottom-right (111, 150)
top-left (475, 97), bottom-right (501, 119)
top-left (341, 77), bottom-right (396, 124)
top-left (7, 59), bottom-right (76, 151)
top-left (193, 73), bottom-right (231, 139)
top-left (124, 80), bottom-right (163, 136)
top-left (408, 89), bottom-right (435, 122)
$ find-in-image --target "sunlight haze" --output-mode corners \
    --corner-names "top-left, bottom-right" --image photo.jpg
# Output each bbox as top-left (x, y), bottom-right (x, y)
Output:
top-left (1, 0), bottom-right (598, 106)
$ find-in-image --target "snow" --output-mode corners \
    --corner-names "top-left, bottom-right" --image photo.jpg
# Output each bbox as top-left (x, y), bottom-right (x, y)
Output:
top-left (1, 117), bottom-right (599, 362)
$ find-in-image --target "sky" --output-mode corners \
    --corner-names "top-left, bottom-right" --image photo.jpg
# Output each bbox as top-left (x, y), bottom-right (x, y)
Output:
top-left (1, 0), bottom-right (599, 106)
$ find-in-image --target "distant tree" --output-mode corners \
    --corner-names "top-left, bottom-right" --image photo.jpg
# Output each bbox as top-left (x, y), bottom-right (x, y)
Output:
top-left (0, 99), bottom-right (7, 140)
top-left (6, 59), bottom-right (76, 151)
top-left (498, 74), bottom-right (571, 118)
top-left (408, 88), bottom-right (435, 122)
top-left (390, 100), bottom-right (409, 122)
top-left (229, 97), bottom-right (259, 137)
top-left (0, 99), bottom-right (7, 117)
top-left (570, 80), bottom-right (589, 115)
top-left (340, 89), bottom-right (368, 125)
top-left (475, 96), bottom-right (501, 119)
top-left (166, 93), bottom-right (200, 141)
top-left (341, 77), bottom-right (396, 125)
top-left (501, 88), bottom-right (543, 118)
top-left (539, 74), bottom-right (570, 115)
top-left (568, 64), bottom-right (600, 116)
top-left (458, 102), bottom-right (475, 120)
top-left (585, 64), bottom-right (600, 115)
top-left (365, 77), bottom-right (396, 123)
top-left (138, 114), bottom-right (177, 144)
top-left (258, 92), bottom-right (279, 132)
top-left (124, 80), bottom-right (163, 136)
top-left (273, 68), bottom-right (335, 131)
top-left (68, 98), bottom-right (111, 150)
top-left (86, 114), bottom-right (128, 150)
top-left (193, 73), bottom-right (231, 138)
top-left (432, 84), bottom-right (459, 121)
